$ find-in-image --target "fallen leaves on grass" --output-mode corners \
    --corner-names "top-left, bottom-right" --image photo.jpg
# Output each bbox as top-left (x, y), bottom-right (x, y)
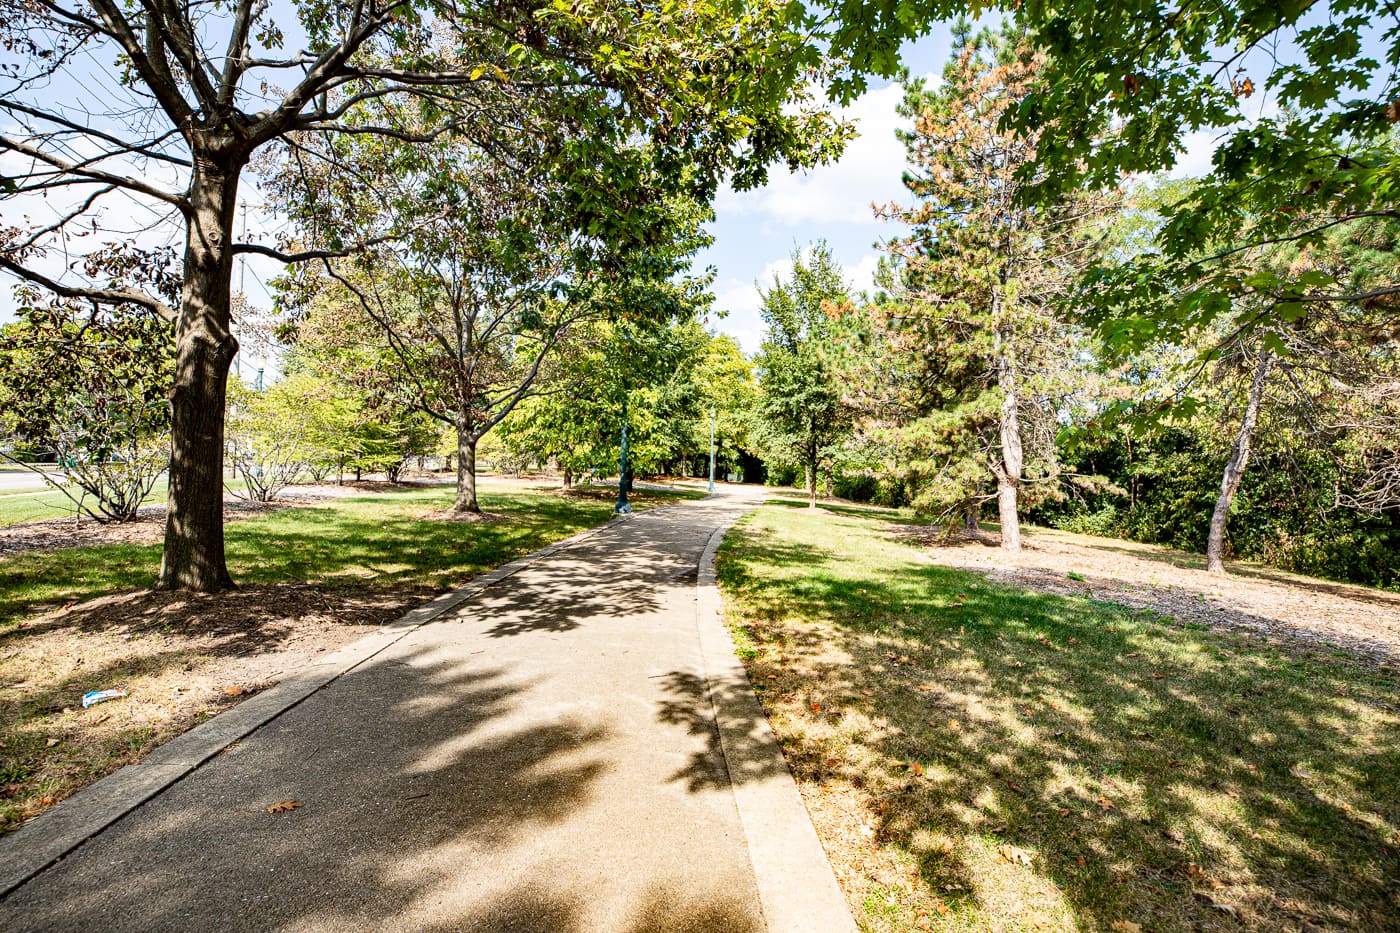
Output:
top-left (999, 844), bottom-right (1032, 865)
top-left (1110, 923), bottom-right (1141, 933)
top-left (265, 800), bottom-right (302, 814)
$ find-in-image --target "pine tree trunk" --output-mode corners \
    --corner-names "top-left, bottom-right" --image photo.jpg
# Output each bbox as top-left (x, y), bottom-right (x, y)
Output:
top-left (963, 505), bottom-right (980, 534)
top-left (996, 330), bottom-right (1023, 553)
top-left (1207, 351), bottom-right (1273, 573)
top-left (157, 155), bottom-right (242, 591)
top-left (454, 422), bottom-right (480, 513)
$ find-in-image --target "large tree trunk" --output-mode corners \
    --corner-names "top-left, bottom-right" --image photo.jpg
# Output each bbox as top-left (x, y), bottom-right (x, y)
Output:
top-left (454, 422), bottom-right (480, 513)
top-left (995, 330), bottom-right (1024, 553)
top-left (1207, 351), bottom-right (1273, 573)
top-left (157, 155), bottom-right (243, 591)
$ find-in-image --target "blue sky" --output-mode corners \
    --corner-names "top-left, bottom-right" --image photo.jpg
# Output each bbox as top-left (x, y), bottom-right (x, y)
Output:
top-left (696, 28), bottom-right (959, 355)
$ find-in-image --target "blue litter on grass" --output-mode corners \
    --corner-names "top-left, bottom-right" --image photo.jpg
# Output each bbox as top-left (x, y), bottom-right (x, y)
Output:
top-left (82, 689), bottom-right (126, 709)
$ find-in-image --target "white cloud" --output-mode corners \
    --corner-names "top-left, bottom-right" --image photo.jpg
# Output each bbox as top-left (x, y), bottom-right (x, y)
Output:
top-left (716, 81), bottom-right (923, 228)
top-left (848, 253), bottom-right (881, 297)
top-left (1169, 129), bottom-right (1225, 179)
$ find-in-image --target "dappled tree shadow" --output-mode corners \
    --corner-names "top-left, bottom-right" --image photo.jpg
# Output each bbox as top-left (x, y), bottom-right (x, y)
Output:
top-left (477, 506), bottom-right (724, 639)
top-left (2, 582), bottom-right (407, 645)
top-left (479, 534), bottom-right (681, 638)
top-left (2, 494), bottom-right (769, 932)
top-left (654, 670), bottom-right (801, 793)
top-left (721, 515), bottom-right (1400, 931)
top-left (0, 640), bottom-right (766, 932)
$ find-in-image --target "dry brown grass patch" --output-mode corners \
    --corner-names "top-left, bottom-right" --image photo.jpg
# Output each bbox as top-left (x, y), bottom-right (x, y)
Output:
top-left (0, 583), bottom-right (414, 832)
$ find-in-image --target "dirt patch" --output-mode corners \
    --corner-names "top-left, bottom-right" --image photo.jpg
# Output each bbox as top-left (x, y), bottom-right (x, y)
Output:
top-left (0, 582), bottom-right (421, 832)
top-left (0, 485), bottom-right (368, 559)
top-left (904, 524), bottom-right (1400, 667)
top-left (421, 508), bottom-right (510, 523)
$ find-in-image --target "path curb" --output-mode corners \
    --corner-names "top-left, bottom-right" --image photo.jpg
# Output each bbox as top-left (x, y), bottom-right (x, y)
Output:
top-left (696, 514), bottom-right (858, 933)
top-left (0, 517), bottom-right (623, 899)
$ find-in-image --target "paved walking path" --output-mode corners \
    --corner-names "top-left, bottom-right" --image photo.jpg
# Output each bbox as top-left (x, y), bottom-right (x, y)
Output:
top-left (0, 486), bottom-right (852, 932)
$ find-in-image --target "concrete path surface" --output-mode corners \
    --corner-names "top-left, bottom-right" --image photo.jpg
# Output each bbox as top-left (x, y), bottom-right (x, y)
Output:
top-left (0, 486), bottom-right (854, 932)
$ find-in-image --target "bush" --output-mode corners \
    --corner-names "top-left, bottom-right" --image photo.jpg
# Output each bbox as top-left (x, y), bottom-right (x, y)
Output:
top-left (833, 472), bottom-right (880, 503)
top-left (1051, 504), bottom-right (1122, 538)
top-left (0, 298), bottom-right (173, 522)
top-left (765, 464), bottom-right (799, 487)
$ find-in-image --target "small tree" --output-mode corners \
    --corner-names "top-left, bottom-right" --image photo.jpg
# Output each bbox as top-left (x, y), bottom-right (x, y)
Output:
top-left (0, 294), bottom-right (173, 522)
top-left (496, 309), bottom-right (719, 489)
top-left (225, 378), bottom-right (317, 502)
top-left (753, 244), bottom-right (856, 507)
top-left (271, 128), bottom-right (713, 513)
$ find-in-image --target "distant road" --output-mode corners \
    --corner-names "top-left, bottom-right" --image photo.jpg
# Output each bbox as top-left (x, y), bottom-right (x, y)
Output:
top-left (0, 470), bottom-right (60, 494)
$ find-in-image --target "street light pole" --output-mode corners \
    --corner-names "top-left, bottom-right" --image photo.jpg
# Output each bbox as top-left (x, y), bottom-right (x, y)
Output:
top-left (614, 390), bottom-right (632, 514)
top-left (707, 407), bottom-right (716, 494)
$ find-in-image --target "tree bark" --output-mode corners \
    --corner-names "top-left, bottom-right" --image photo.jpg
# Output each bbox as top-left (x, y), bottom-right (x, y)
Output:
top-left (995, 329), bottom-right (1023, 553)
top-left (1207, 350), bottom-right (1273, 573)
top-left (562, 466), bottom-right (573, 491)
top-left (963, 505), bottom-right (980, 534)
top-left (454, 421), bottom-right (480, 513)
top-left (157, 154), bottom-right (243, 591)
top-left (805, 462), bottom-right (816, 509)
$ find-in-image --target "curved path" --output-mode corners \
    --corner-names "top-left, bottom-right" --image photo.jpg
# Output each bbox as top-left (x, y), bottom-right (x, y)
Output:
top-left (0, 486), bottom-right (852, 932)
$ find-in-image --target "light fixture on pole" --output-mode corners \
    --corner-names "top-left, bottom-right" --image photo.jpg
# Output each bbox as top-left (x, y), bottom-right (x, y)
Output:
top-left (707, 407), bottom-right (716, 494)
top-left (615, 389), bottom-right (631, 514)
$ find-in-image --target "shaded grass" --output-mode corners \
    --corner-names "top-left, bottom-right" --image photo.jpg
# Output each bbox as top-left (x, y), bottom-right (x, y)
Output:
top-left (0, 481), bottom-right (697, 831)
top-left (717, 505), bottom-right (1400, 932)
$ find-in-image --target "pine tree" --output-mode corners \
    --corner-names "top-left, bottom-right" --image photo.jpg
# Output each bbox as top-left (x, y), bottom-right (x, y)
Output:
top-left (878, 25), bottom-right (1115, 548)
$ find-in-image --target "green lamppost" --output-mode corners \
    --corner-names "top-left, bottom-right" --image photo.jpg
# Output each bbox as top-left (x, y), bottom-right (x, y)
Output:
top-left (708, 407), bottom-right (716, 494)
top-left (614, 389), bottom-right (631, 514)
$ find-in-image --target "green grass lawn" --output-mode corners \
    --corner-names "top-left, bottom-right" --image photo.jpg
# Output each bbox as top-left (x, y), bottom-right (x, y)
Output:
top-left (0, 482), bottom-right (697, 626)
top-left (0, 479), bottom-right (171, 527)
top-left (718, 502), bottom-right (1400, 932)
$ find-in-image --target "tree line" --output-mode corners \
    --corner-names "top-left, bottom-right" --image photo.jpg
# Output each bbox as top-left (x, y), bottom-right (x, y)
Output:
top-left (2, 0), bottom-right (1395, 591)
top-left (746, 19), bottom-right (1400, 586)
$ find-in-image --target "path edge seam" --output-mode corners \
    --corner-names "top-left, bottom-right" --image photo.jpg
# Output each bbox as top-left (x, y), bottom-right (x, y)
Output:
top-left (696, 513), bottom-right (858, 933)
top-left (0, 515), bottom-right (623, 900)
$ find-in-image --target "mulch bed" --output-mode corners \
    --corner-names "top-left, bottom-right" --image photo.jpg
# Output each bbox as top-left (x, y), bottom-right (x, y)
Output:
top-left (903, 524), bottom-right (1400, 668)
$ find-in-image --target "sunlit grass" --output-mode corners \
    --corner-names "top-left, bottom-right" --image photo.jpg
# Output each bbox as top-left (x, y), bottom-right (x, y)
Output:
top-left (0, 480), bottom-right (171, 528)
top-left (0, 483), bottom-right (697, 626)
top-left (718, 503), bottom-right (1400, 932)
